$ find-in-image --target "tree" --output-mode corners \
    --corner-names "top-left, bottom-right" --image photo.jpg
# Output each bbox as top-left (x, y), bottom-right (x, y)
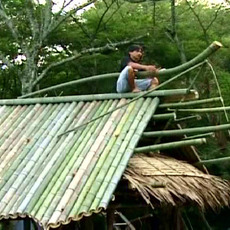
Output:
top-left (0, 0), bottom-right (97, 95)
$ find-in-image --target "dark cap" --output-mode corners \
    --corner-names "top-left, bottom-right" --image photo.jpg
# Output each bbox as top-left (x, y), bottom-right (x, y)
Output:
top-left (128, 45), bottom-right (143, 53)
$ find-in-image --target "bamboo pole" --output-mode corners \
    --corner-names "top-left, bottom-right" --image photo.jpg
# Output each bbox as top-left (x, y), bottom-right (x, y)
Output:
top-left (19, 41), bottom-right (222, 99)
top-left (142, 123), bottom-right (230, 137)
top-left (3, 89), bottom-right (189, 105)
top-left (170, 106), bottom-right (230, 113)
top-left (134, 138), bottom-right (206, 153)
top-left (174, 115), bottom-right (201, 122)
top-left (183, 132), bottom-right (214, 140)
top-left (195, 156), bottom-right (230, 165)
top-left (159, 97), bottom-right (221, 109)
top-left (115, 211), bottom-right (135, 230)
top-left (152, 113), bottom-right (176, 120)
top-left (139, 41), bottom-right (222, 78)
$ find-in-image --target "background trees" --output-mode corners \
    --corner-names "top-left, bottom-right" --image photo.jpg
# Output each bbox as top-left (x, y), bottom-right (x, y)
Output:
top-left (0, 0), bottom-right (229, 97)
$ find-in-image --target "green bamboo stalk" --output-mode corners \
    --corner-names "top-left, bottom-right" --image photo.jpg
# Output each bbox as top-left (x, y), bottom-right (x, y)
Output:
top-left (174, 115), bottom-right (201, 122)
top-left (3, 89), bottom-right (188, 105)
top-left (171, 106), bottom-right (230, 113)
top-left (134, 138), bottom-right (206, 153)
top-left (183, 132), bottom-right (214, 140)
top-left (152, 113), bottom-right (176, 120)
top-left (57, 88), bottom-right (188, 137)
top-left (19, 41), bottom-right (222, 99)
top-left (142, 123), bottom-right (230, 137)
top-left (196, 156), bottom-right (230, 165)
top-left (138, 41), bottom-right (222, 78)
top-left (159, 97), bottom-right (221, 108)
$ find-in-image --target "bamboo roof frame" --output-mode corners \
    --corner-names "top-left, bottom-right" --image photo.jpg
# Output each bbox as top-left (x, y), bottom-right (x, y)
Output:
top-left (0, 40), bottom-right (229, 229)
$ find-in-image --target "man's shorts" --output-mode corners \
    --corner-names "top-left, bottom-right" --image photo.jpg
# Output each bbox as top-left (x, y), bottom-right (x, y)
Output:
top-left (116, 66), bottom-right (152, 93)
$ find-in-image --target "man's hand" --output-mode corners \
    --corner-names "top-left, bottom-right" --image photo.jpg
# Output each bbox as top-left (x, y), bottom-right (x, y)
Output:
top-left (146, 65), bottom-right (157, 72)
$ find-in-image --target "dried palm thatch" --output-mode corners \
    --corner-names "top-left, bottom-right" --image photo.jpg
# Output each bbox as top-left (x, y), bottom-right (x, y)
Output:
top-left (124, 154), bottom-right (230, 210)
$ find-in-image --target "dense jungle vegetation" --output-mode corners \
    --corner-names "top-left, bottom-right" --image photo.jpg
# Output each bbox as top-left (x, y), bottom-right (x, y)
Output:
top-left (0, 0), bottom-right (230, 229)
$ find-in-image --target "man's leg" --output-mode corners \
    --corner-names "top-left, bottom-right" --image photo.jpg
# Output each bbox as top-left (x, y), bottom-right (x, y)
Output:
top-left (128, 67), bottom-right (141, 93)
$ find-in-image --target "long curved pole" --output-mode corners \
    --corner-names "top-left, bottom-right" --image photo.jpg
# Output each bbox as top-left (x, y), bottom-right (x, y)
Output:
top-left (19, 41), bottom-right (222, 99)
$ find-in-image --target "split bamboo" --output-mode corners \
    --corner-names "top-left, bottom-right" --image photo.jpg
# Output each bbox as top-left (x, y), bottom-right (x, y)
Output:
top-left (142, 123), bottom-right (230, 138)
top-left (134, 138), bottom-right (206, 153)
top-left (29, 101), bottom-right (107, 218)
top-left (41, 100), bottom-right (119, 224)
top-left (98, 98), bottom-right (159, 210)
top-left (32, 100), bottom-right (112, 221)
top-left (67, 99), bottom-right (146, 218)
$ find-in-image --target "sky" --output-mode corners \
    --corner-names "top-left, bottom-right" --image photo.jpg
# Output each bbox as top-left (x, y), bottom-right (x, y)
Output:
top-left (37, 0), bottom-right (92, 13)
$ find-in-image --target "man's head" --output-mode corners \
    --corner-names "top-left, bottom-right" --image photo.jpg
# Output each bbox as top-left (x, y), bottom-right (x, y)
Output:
top-left (128, 45), bottom-right (143, 62)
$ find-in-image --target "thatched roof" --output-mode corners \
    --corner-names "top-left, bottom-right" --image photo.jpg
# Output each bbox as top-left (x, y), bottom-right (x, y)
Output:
top-left (124, 154), bottom-right (230, 210)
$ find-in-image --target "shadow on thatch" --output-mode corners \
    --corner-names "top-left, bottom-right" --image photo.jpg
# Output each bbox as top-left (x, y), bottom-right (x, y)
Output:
top-left (124, 154), bottom-right (230, 210)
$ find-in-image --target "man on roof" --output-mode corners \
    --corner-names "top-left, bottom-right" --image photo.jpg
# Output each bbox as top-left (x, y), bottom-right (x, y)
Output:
top-left (116, 44), bottom-right (160, 93)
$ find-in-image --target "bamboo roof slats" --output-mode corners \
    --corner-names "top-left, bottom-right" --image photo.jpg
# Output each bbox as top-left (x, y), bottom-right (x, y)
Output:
top-left (0, 89), bottom-right (191, 105)
top-left (0, 96), bottom-right (159, 229)
top-left (124, 154), bottom-right (230, 210)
